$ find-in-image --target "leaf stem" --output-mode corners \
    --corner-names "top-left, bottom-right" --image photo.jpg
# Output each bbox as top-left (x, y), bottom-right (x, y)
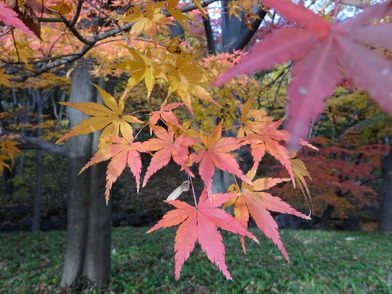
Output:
top-left (134, 122), bottom-right (149, 140)
top-left (222, 125), bottom-right (241, 132)
top-left (189, 176), bottom-right (198, 207)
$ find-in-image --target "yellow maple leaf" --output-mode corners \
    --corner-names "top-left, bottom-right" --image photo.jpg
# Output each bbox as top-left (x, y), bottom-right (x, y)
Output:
top-left (191, 0), bottom-right (207, 18)
top-left (0, 155), bottom-right (10, 174)
top-left (0, 69), bottom-right (12, 87)
top-left (56, 85), bottom-right (142, 144)
top-left (117, 47), bottom-right (161, 97)
top-left (49, 0), bottom-right (73, 15)
top-left (228, 0), bottom-right (245, 20)
top-left (167, 0), bottom-right (192, 29)
top-left (122, 1), bottom-right (168, 41)
top-left (0, 136), bottom-right (21, 164)
top-left (167, 54), bottom-right (220, 110)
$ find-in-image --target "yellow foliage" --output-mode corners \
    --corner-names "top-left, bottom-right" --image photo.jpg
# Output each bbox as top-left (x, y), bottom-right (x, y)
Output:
top-left (56, 85), bottom-right (143, 143)
top-left (0, 69), bottom-right (12, 87)
top-left (122, 1), bottom-right (169, 42)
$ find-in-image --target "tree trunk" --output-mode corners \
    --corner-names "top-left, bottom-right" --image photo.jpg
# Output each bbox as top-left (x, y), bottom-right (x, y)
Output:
top-left (60, 59), bottom-right (112, 288)
top-left (319, 204), bottom-right (335, 230)
top-left (379, 148), bottom-right (392, 232)
top-left (32, 149), bottom-right (43, 232)
top-left (32, 90), bottom-right (44, 232)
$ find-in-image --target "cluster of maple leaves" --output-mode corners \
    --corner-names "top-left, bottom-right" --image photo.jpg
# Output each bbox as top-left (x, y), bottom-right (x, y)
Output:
top-left (56, 84), bottom-right (311, 280)
top-left (2, 0), bottom-right (392, 281)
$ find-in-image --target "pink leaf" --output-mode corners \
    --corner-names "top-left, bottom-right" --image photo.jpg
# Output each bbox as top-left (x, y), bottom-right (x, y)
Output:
top-left (335, 34), bottom-right (392, 115)
top-left (349, 23), bottom-right (392, 52)
top-left (213, 27), bottom-right (319, 86)
top-left (246, 196), bottom-right (289, 260)
top-left (174, 213), bottom-right (198, 280)
top-left (197, 212), bottom-right (231, 279)
top-left (341, 1), bottom-right (392, 29)
top-left (262, 0), bottom-right (329, 31)
top-left (0, 3), bottom-right (35, 37)
top-left (286, 36), bottom-right (341, 149)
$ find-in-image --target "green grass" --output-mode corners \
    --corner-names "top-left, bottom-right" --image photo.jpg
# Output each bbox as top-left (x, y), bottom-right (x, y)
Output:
top-left (1, 228), bottom-right (391, 293)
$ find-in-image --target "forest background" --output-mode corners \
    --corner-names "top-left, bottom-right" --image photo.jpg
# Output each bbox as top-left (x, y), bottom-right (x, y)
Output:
top-left (0, 0), bottom-right (391, 290)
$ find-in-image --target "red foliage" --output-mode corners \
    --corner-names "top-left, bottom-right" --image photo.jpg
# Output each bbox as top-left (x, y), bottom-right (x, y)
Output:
top-left (214, 0), bottom-right (392, 149)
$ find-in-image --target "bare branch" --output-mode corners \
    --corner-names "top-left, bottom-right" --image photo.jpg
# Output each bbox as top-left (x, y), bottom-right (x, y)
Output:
top-left (2, 130), bottom-right (70, 157)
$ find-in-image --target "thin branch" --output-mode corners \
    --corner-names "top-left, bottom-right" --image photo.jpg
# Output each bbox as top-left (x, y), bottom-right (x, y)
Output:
top-left (61, 16), bottom-right (94, 45)
top-left (7, 0), bottom-right (219, 81)
top-left (71, 0), bottom-right (84, 27)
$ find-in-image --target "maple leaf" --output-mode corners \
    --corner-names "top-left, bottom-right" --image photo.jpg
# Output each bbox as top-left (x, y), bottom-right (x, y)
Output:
top-left (192, 121), bottom-right (251, 197)
top-left (237, 96), bottom-right (272, 138)
top-left (0, 155), bottom-right (10, 174)
top-left (214, 0), bottom-right (392, 149)
top-left (49, 1), bottom-right (73, 15)
top-left (142, 126), bottom-right (199, 187)
top-left (56, 85), bottom-right (142, 143)
top-left (148, 189), bottom-right (258, 280)
top-left (117, 48), bottom-right (161, 97)
top-left (167, 0), bottom-right (192, 29)
top-left (122, 2), bottom-right (168, 41)
top-left (0, 136), bottom-right (21, 164)
top-left (149, 100), bottom-right (184, 129)
top-left (79, 136), bottom-right (144, 203)
top-left (0, 2), bottom-right (35, 37)
top-left (167, 54), bottom-right (221, 110)
top-left (225, 169), bottom-right (309, 260)
top-left (0, 69), bottom-right (12, 87)
top-left (242, 119), bottom-right (294, 183)
top-left (291, 156), bottom-right (312, 198)
top-left (238, 98), bottom-right (294, 182)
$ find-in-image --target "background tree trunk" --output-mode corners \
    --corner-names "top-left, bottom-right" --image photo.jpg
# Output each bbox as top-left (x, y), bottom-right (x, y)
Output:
top-left (32, 90), bottom-right (44, 232)
top-left (379, 148), bottom-right (392, 232)
top-left (60, 59), bottom-right (112, 288)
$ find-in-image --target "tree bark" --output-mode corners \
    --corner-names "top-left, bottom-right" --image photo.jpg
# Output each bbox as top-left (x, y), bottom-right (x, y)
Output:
top-left (60, 59), bottom-right (112, 288)
top-left (221, 0), bottom-right (266, 52)
top-left (379, 148), bottom-right (392, 232)
top-left (32, 90), bottom-right (44, 232)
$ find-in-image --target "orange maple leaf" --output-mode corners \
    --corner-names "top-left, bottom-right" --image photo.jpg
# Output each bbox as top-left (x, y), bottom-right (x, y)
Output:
top-left (225, 169), bottom-right (310, 259)
top-left (192, 122), bottom-right (251, 197)
top-left (148, 189), bottom-right (258, 280)
top-left (142, 126), bottom-right (199, 187)
top-left (238, 99), bottom-right (294, 183)
top-left (149, 100), bottom-right (184, 130)
top-left (56, 85), bottom-right (142, 143)
top-left (79, 136), bottom-right (144, 203)
top-left (237, 96), bottom-right (273, 138)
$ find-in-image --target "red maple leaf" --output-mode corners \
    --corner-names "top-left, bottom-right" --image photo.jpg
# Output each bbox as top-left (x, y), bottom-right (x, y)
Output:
top-left (142, 126), bottom-right (198, 187)
top-left (224, 169), bottom-right (309, 259)
top-left (214, 0), bottom-right (392, 149)
top-left (148, 189), bottom-right (258, 280)
top-left (191, 121), bottom-right (251, 197)
top-left (79, 136), bottom-right (144, 203)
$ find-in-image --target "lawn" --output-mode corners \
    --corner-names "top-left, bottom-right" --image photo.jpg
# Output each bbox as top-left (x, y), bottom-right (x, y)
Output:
top-left (0, 227), bottom-right (391, 293)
